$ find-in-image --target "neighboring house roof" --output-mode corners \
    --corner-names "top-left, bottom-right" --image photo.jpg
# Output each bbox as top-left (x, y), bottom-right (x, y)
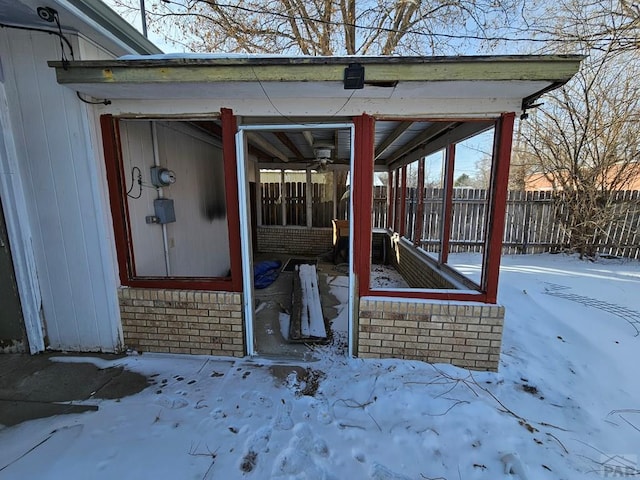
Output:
top-left (524, 172), bottom-right (556, 191)
top-left (524, 163), bottom-right (640, 191)
top-left (0, 0), bottom-right (161, 56)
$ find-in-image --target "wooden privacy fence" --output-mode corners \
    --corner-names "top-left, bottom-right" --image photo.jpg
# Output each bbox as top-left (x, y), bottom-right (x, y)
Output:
top-left (372, 188), bottom-right (640, 258)
top-left (262, 182), bottom-right (640, 258)
top-left (261, 182), bottom-right (336, 227)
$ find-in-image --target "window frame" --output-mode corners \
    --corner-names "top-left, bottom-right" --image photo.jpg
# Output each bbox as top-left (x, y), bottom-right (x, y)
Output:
top-left (100, 112), bottom-right (243, 292)
top-left (364, 114), bottom-right (515, 303)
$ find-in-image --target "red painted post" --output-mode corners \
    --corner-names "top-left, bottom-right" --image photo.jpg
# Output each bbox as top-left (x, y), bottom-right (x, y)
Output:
top-left (221, 108), bottom-right (244, 292)
top-left (414, 157), bottom-right (425, 246)
top-left (387, 170), bottom-right (394, 230)
top-left (353, 114), bottom-right (375, 297)
top-left (440, 144), bottom-right (456, 264)
top-left (399, 166), bottom-right (407, 237)
top-left (100, 115), bottom-right (132, 285)
top-left (483, 113), bottom-right (515, 303)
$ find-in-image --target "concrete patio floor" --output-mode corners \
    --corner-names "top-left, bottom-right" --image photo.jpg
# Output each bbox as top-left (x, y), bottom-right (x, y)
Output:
top-left (0, 353), bottom-right (150, 427)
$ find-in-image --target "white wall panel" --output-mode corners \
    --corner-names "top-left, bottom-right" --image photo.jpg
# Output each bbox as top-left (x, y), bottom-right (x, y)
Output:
top-left (119, 120), bottom-right (166, 276)
top-left (121, 120), bottom-right (230, 277)
top-left (1, 29), bottom-right (121, 351)
top-left (157, 122), bottom-right (230, 277)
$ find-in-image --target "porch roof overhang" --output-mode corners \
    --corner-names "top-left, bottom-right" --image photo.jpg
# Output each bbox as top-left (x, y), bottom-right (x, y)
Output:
top-left (50, 55), bottom-right (580, 103)
top-left (51, 54), bottom-right (582, 167)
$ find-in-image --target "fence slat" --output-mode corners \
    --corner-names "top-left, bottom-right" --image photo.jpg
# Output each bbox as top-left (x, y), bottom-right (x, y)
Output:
top-left (260, 183), bottom-right (640, 258)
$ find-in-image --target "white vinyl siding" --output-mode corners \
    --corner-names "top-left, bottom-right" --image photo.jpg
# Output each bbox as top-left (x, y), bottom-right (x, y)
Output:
top-left (0, 29), bottom-right (121, 351)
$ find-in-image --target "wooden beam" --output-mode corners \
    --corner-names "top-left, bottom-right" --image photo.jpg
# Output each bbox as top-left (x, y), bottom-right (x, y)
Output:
top-left (280, 170), bottom-right (286, 226)
top-left (353, 114), bottom-right (375, 297)
top-left (191, 121), bottom-right (222, 138)
top-left (483, 113), bottom-right (515, 303)
top-left (392, 121), bottom-right (493, 169)
top-left (386, 122), bottom-right (456, 165)
top-left (375, 121), bottom-right (412, 160)
top-left (302, 130), bottom-right (315, 147)
top-left (100, 115), bottom-right (131, 286)
top-left (247, 132), bottom-right (289, 162)
top-left (52, 57), bottom-right (583, 85)
top-left (440, 144), bottom-right (456, 264)
top-left (275, 132), bottom-right (305, 160)
top-left (306, 169), bottom-right (312, 228)
top-left (221, 108), bottom-right (243, 292)
top-left (400, 166), bottom-right (407, 237)
top-left (248, 145), bottom-right (272, 162)
top-left (414, 157), bottom-right (425, 246)
top-left (387, 170), bottom-right (394, 230)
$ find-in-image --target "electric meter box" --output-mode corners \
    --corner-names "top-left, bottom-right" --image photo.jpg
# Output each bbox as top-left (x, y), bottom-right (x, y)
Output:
top-left (154, 198), bottom-right (176, 224)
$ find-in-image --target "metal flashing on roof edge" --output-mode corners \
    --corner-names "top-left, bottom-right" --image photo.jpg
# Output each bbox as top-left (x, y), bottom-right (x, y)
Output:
top-left (58, 0), bottom-right (162, 55)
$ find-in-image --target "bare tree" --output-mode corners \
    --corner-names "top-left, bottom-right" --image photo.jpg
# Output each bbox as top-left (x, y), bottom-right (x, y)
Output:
top-left (515, 40), bottom-right (640, 257)
top-left (509, 0), bottom-right (640, 258)
top-left (517, 0), bottom-right (640, 54)
top-left (111, 0), bottom-right (526, 55)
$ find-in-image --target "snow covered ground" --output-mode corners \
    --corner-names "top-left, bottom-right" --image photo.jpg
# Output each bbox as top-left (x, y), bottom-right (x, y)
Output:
top-left (370, 264), bottom-right (410, 289)
top-left (1, 253), bottom-right (639, 479)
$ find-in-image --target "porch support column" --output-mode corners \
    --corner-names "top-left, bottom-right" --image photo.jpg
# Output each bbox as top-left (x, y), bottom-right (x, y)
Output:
top-left (353, 114), bottom-right (375, 297)
top-left (306, 169), bottom-right (312, 227)
top-left (280, 170), bottom-right (286, 226)
top-left (414, 157), bottom-right (425, 246)
top-left (221, 108), bottom-right (243, 292)
top-left (387, 170), bottom-right (394, 230)
top-left (399, 166), bottom-right (407, 237)
top-left (332, 171), bottom-right (338, 220)
top-left (440, 144), bottom-right (456, 264)
top-left (483, 112), bottom-right (515, 303)
top-left (393, 168), bottom-right (401, 232)
top-left (100, 115), bottom-right (130, 285)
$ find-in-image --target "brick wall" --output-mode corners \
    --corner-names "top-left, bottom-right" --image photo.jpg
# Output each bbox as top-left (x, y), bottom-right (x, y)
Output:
top-left (257, 226), bottom-right (332, 255)
top-left (358, 298), bottom-right (504, 371)
top-left (389, 235), bottom-right (458, 289)
top-left (118, 288), bottom-right (244, 357)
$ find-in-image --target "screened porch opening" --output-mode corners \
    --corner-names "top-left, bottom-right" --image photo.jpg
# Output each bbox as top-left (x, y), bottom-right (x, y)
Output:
top-left (108, 118), bottom-right (234, 288)
top-left (372, 125), bottom-right (497, 294)
top-left (246, 125), bottom-right (353, 359)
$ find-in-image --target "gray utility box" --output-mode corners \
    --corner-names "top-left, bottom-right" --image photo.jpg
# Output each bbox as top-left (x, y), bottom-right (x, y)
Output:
top-left (153, 198), bottom-right (176, 224)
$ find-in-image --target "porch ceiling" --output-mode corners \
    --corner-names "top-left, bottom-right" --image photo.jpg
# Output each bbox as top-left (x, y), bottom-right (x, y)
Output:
top-left (51, 54), bottom-right (582, 168)
top-left (236, 120), bottom-right (496, 168)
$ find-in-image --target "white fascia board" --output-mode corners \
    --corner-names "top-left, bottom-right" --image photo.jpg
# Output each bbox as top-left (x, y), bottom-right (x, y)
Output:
top-left (96, 97), bottom-right (522, 119)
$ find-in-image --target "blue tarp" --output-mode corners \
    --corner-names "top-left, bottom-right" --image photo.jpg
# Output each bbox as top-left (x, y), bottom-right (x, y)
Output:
top-left (254, 260), bottom-right (282, 289)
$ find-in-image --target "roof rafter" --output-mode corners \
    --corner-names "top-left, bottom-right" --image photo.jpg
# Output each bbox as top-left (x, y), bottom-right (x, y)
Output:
top-left (275, 132), bottom-right (305, 160)
top-left (247, 132), bottom-right (290, 162)
top-left (375, 121), bottom-right (413, 160)
top-left (386, 122), bottom-right (457, 165)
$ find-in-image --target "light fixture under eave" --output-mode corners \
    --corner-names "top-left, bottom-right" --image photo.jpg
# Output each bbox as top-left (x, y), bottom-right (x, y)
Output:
top-left (344, 63), bottom-right (365, 89)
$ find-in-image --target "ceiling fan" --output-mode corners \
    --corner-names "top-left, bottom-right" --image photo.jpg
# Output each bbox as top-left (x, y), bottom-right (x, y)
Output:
top-left (308, 143), bottom-right (335, 171)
